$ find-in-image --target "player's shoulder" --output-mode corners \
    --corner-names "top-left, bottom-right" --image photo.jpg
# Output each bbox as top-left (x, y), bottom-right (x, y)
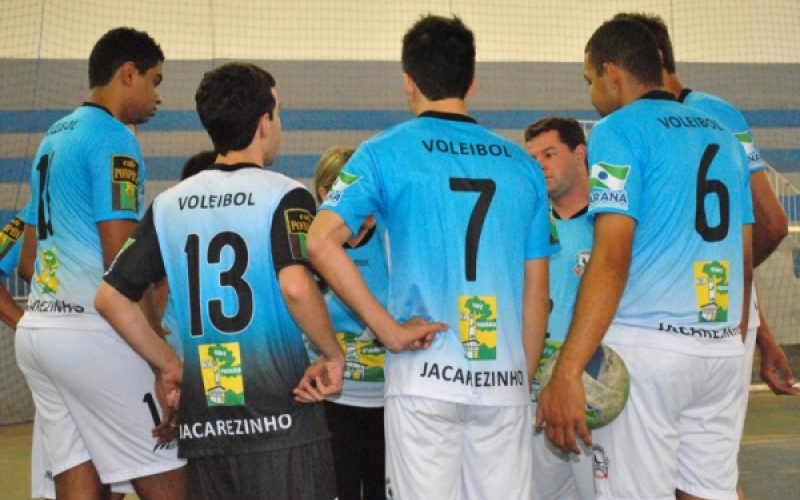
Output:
top-left (681, 89), bottom-right (749, 130)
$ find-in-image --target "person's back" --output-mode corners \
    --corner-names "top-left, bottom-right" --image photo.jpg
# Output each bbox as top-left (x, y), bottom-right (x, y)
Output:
top-left (151, 166), bottom-right (330, 454)
top-left (15, 26), bottom-right (187, 500)
top-left (309, 15), bottom-right (553, 500)
top-left (337, 115), bottom-right (549, 404)
top-left (25, 107), bottom-right (142, 326)
top-left (96, 62), bottom-right (342, 500)
top-left (590, 97), bottom-right (751, 355)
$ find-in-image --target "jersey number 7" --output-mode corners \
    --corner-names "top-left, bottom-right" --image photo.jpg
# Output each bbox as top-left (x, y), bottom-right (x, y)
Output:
top-left (449, 178), bottom-right (496, 282)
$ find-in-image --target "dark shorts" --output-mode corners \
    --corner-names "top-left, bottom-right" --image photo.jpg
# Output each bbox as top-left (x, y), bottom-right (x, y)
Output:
top-left (324, 401), bottom-right (385, 500)
top-left (187, 440), bottom-right (337, 500)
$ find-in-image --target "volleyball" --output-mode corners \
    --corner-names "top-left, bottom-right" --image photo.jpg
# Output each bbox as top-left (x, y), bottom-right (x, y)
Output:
top-left (537, 343), bottom-right (630, 430)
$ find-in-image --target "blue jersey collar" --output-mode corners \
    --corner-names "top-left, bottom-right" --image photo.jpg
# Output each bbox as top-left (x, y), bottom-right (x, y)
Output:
top-left (638, 90), bottom-right (676, 102)
top-left (82, 102), bottom-right (114, 117)
top-left (677, 88), bottom-right (694, 103)
top-left (418, 110), bottom-right (477, 124)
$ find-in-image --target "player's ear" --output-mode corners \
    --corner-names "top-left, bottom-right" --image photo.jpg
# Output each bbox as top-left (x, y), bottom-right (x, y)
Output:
top-left (118, 61), bottom-right (137, 87)
top-left (574, 143), bottom-right (587, 165)
top-left (466, 75), bottom-right (477, 99)
top-left (403, 73), bottom-right (416, 102)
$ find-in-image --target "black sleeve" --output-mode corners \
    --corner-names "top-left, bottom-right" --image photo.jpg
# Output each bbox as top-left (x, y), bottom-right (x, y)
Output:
top-left (270, 187), bottom-right (317, 274)
top-left (103, 206), bottom-right (166, 301)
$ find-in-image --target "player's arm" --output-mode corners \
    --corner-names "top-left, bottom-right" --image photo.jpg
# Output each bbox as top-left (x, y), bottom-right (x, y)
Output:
top-left (740, 224), bottom-right (753, 340)
top-left (17, 224), bottom-right (36, 283)
top-left (96, 208), bottom-right (182, 415)
top-left (523, 257), bottom-right (549, 387)
top-left (536, 213), bottom-right (634, 453)
top-left (0, 282), bottom-right (22, 329)
top-left (266, 188), bottom-right (343, 401)
top-left (98, 219), bottom-right (138, 270)
top-left (307, 210), bottom-right (446, 353)
top-left (754, 301), bottom-right (798, 395)
top-left (750, 168), bottom-right (787, 268)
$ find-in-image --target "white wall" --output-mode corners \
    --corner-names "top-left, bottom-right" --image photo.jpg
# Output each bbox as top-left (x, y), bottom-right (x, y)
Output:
top-left (1, 0), bottom-right (799, 62)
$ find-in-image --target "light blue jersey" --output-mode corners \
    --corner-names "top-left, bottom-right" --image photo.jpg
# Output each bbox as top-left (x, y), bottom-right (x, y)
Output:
top-left (22, 105), bottom-right (144, 329)
top-left (307, 222), bottom-right (390, 408)
top-left (144, 165), bottom-right (329, 456)
top-left (321, 111), bottom-right (555, 406)
top-left (680, 88), bottom-right (764, 331)
top-left (588, 92), bottom-right (753, 356)
top-left (0, 201), bottom-right (34, 280)
top-left (532, 208), bottom-right (593, 401)
top-left (680, 89), bottom-right (766, 174)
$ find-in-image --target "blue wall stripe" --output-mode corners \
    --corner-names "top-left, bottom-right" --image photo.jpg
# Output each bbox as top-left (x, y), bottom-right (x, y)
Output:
top-left (2, 149), bottom-right (799, 183)
top-left (0, 155), bottom-right (322, 182)
top-left (1, 109), bottom-right (799, 133)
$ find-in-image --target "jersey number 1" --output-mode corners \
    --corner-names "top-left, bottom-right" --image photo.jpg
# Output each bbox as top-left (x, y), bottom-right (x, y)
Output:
top-left (36, 153), bottom-right (54, 240)
top-left (185, 232), bottom-right (254, 337)
top-left (449, 178), bottom-right (496, 282)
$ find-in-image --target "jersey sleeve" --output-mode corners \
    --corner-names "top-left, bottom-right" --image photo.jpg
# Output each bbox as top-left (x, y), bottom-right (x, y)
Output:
top-left (18, 199), bottom-right (35, 225)
top-left (103, 206), bottom-right (166, 302)
top-left (318, 144), bottom-right (382, 237)
top-left (711, 104), bottom-right (766, 174)
top-left (88, 129), bottom-right (144, 223)
top-left (738, 147), bottom-right (755, 225)
top-left (270, 187), bottom-right (317, 274)
top-left (587, 120), bottom-right (641, 221)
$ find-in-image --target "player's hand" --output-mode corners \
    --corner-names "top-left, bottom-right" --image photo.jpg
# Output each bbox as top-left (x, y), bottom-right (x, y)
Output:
top-left (535, 373), bottom-right (591, 454)
top-left (392, 317), bottom-right (447, 353)
top-left (759, 341), bottom-right (799, 395)
top-left (151, 357), bottom-right (183, 441)
top-left (293, 356), bottom-right (344, 403)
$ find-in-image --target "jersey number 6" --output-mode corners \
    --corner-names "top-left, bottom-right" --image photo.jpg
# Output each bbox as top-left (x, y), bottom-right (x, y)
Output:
top-left (695, 144), bottom-right (730, 242)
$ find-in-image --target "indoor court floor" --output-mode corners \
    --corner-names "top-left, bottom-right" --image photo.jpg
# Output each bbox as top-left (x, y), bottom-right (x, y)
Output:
top-left (1, 389), bottom-right (798, 499)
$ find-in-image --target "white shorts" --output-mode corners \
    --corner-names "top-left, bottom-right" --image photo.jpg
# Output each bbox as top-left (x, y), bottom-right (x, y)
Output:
top-left (592, 343), bottom-right (741, 500)
top-left (385, 395), bottom-right (532, 500)
top-left (16, 325), bottom-right (185, 485)
top-left (31, 414), bottom-right (135, 499)
top-left (531, 414), bottom-right (594, 500)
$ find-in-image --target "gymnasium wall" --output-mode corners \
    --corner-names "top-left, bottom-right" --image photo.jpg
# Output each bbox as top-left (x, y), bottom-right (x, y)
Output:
top-left (1, 0), bottom-right (799, 423)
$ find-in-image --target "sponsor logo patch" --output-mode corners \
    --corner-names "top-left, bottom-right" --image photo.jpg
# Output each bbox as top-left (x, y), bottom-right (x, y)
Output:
top-left (458, 295), bottom-right (498, 360)
top-left (0, 216), bottom-right (24, 260)
top-left (199, 342), bottom-right (245, 407)
top-left (284, 208), bottom-right (313, 260)
top-left (111, 155), bottom-right (139, 212)
top-left (694, 260), bottom-right (730, 322)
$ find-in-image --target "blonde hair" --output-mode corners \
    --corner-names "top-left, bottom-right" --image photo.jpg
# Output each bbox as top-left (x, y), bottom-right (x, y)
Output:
top-left (314, 146), bottom-right (355, 203)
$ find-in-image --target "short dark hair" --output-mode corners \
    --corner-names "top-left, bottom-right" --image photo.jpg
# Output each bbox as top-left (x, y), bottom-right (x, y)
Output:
top-left (524, 116), bottom-right (586, 151)
top-left (88, 27), bottom-right (164, 88)
top-left (613, 12), bottom-right (676, 73)
top-left (401, 15), bottom-right (475, 101)
top-left (195, 63), bottom-right (277, 155)
top-left (585, 18), bottom-right (663, 87)
top-left (181, 150), bottom-right (216, 180)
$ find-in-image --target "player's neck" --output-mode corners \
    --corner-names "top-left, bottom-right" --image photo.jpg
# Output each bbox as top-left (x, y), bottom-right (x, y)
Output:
top-left (411, 97), bottom-right (469, 117)
top-left (550, 183), bottom-right (590, 219)
top-left (663, 72), bottom-right (684, 98)
top-left (216, 150), bottom-right (264, 168)
top-left (88, 87), bottom-right (125, 123)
